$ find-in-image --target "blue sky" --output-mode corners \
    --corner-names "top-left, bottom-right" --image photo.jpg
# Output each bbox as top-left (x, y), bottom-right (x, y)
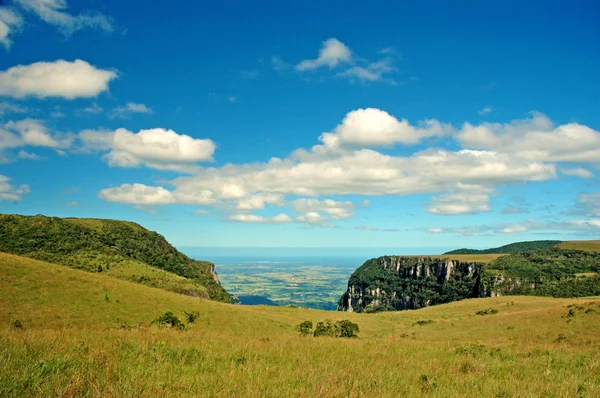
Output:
top-left (1, 0), bottom-right (599, 250)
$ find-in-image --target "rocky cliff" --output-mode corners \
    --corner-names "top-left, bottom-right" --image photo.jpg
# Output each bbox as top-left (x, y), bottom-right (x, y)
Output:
top-left (337, 256), bottom-right (490, 313)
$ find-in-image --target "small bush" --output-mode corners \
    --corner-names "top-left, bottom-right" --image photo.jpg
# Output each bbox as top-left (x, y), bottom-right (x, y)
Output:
top-left (337, 320), bottom-right (359, 338)
top-left (313, 320), bottom-right (337, 337)
top-left (475, 308), bottom-right (498, 316)
top-left (413, 320), bottom-right (435, 326)
top-left (312, 320), bottom-right (359, 338)
top-left (297, 320), bottom-right (313, 336)
top-left (420, 374), bottom-right (437, 392)
top-left (555, 334), bottom-right (567, 342)
top-left (97, 265), bottom-right (103, 272)
top-left (184, 311), bottom-right (200, 323)
top-left (10, 320), bottom-right (23, 329)
top-left (154, 312), bottom-right (184, 329)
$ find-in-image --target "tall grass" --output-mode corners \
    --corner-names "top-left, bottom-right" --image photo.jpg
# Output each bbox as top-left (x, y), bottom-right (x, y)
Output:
top-left (1, 252), bottom-right (600, 397)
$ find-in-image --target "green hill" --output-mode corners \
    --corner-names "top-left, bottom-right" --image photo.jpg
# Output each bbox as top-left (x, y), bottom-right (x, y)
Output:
top-left (1, 252), bottom-right (599, 396)
top-left (444, 240), bottom-right (562, 255)
top-left (0, 214), bottom-right (230, 302)
top-left (339, 248), bottom-right (600, 313)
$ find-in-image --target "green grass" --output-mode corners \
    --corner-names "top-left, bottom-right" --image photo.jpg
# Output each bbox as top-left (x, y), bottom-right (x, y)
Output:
top-left (408, 253), bottom-right (505, 262)
top-left (2, 252), bottom-right (600, 397)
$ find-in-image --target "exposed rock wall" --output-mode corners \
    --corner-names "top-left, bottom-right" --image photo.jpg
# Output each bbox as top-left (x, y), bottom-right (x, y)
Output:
top-left (337, 256), bottom-right (489, 312)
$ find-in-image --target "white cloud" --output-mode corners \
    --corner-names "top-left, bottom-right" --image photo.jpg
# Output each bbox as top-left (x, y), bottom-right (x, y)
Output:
top-left (434, 218), bottom-right (600, 236)
top-left (427, 228), bottom-right (443, 234)
top-left (296, 211), bottom-right (329, 225)
top-left (0, 101), bottom-right (27, 115)
top-left (478, 106), bottom-right (492, 115)
top-left (457, 112), bottom-right (600, 164)
top-left (237, 193), bottom-right (284, 210)
top-left (290, 198), bottom-right (356, 219)
top-left (0, 174), bottom-right (29, 201)
top-left (99, 184), bottom-right (176, 205)
top-left (426, 184), bottom-right (493, 215)
top-left (229, 213), bottom-right (292, 223)
top-left (1, 119), bottom-right (72, 149)
top-left (110, 102), bottom-right (153, 119)
top-left (83, 103), bottom-right (103, 114)
top-left (338, 58), bottom-right (397, 84)
top-left (14, 0), bottom-right (113, 34)
top-left (77, 128), bottom-right (114, 151)
top-left (0, 59), bottom-right (117, 99)
top-left (101, 128), bottom-right (215, 169)
top-left (193, 209), bottom-right (211, 215)
top-left (296, 38), bottom-right (352, 71)
top-left (17, 150), bottom-right (43, 160)
top-left (0, 8), bottom-right (23, 49)
top-left (317, 108), bottom-right (451, 148)
top-left (560, 167), bottom-right (594, 179)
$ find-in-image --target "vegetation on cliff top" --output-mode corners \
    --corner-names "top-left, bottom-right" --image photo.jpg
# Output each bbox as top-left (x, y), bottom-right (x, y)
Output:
top-left (444, 240), bottom-right (562, 255)
top-left (0, 213), bottom-right (230, 302)
top-left (340, 247), bottom-right (600, 313)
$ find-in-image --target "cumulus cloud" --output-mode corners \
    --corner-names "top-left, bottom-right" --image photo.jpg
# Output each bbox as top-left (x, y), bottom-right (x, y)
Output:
top-left (426, 184), bottom-right (493, 215)
top-left (14, 0), bottom-right (113, 34)
top-left (0, 7), bottom-right (23, 49)
top-left (296, 211), bottom-right (329, 225)
top-left (237, 193), bottom-right (284, 210)
top-left (110, 102), bottom-right (153, 119)
top-left (17, 150), bottom-right (43, 160)
top-left (0, 174), bottom-right (30, 201)
top-left (229, 213), bottom-right (292, 223)
top-left (86, 128), bottom-right (216, 170)
top-left (296, 38), bottom-right (352, 71)
top-left (96, 109), bottom-right (600, 229)
top-left (317, 108), bottom-right (451, 148)
top-left (293, 38), bottom-right (398, 84)
top-left (99, 184), bottom-right (175, 205)
top-left (0, 59), bottom-right (117, 99)
top-left (290, 198), bottom-right (356, 219)
top-left (1, 119), bottom-right (72, 149)
top-left (457, 112), bottom-right (600, 164)
top-left (560, 167), bottom-right (594, 179)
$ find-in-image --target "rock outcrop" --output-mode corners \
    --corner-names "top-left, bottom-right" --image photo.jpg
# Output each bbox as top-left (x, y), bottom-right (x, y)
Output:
top-left (337, 256), bottom-right (489, 312)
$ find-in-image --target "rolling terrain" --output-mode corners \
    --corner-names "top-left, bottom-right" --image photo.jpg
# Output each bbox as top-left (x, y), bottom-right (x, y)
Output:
top-left (0, 214), bottom-right (230, 302)
top-left (1, 252), bottom-right (600, 397)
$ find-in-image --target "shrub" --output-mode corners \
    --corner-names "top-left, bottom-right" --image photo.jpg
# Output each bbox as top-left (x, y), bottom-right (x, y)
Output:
top-left (184, 311), bottom-right (200, 323)
top-left (154, 312), bottom-right (184, 329)
top-left (337, 320), bottom-right (359, 338)
top-left (475, 308), bottom-right (498, 316)
top-left (97, 265), bottom-right (103, 272)
top-left (297, 320), bottom-right (313, 336)
top-left (314, 320), bottom-right (339, 337)
top-left (10, 320), bottom-right (23, 329)
top-left (413, 320), bottom-right (435, 326)
top-left (312, 320), bottom-right (360, 338)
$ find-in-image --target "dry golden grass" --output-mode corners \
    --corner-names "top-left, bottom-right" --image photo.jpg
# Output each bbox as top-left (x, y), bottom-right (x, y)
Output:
top-left (1, 252), bottom-right (600, 397)
top-left (559, 240), bottom-right (600, 252)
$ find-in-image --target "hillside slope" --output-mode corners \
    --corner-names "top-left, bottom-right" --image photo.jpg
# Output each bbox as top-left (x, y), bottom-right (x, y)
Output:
top-left (0, 214), bottom-right (230, 302)
top-left (1, 252), bottom-right (599, 397)
top-left (444, 240), bottom-right (562, 255)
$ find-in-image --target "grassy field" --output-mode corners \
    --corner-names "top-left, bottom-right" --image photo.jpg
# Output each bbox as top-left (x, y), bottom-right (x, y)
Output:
top-left (559, 240), bottom-right (600, 252)
top-left (1, 251), bottom-right (600, 397)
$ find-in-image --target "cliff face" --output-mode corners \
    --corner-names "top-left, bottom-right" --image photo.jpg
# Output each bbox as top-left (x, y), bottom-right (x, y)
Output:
top-left (337, 256), bottom-right (489, 313)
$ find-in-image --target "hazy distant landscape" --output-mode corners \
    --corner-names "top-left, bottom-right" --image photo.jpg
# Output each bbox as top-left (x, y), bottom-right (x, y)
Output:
top-left (204, 256), bottom-right (362, 310)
